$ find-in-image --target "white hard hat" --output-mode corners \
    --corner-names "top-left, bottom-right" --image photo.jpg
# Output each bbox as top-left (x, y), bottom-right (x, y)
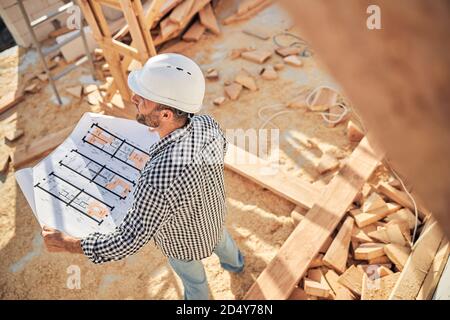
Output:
top-left (128, 53), bottom-right (205, 114)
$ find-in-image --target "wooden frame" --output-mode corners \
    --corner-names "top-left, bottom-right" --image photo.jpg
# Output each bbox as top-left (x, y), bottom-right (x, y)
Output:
top-left (78, 0), bottom-right (164, 103)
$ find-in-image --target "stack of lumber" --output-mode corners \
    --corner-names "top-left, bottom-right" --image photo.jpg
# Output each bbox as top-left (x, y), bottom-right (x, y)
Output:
top-left (289, 172), bottom-right (448, 300)
top-left (223, 0), bottom-right (274, 25)
top-left (114, 0), bottom-right (222, 50)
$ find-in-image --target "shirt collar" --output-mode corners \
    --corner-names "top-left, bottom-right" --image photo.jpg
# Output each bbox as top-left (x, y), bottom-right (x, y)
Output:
top-left (147, 116), bottom-right (194, 158)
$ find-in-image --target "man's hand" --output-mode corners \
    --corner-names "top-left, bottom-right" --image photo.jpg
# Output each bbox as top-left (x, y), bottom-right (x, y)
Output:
top-left (41, 226), bottom-right (83, 254)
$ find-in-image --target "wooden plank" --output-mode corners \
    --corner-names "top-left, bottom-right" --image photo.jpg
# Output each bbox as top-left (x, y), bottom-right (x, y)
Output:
top-left (377, 182), bottom-right (429, 220)
top-left (309, 253), bottom-right (324, 269)
top-left (169, 0), bottom-right (194, 25)
top-left (306, 268), bottom-right (334, 299)
top-left (13, 126), bottom-right (75, 168)
top-left (354, 203), bottom-right (401, 228)
top-left (223, 0), bottom-right (273, 25)
top-left (304, 279), bottom-right (330, 298)
top-left (323, 216), bottom-right (354, 274)
top-left (224, 83), bottom-right (242, 100)
top-left (385, 208), bottom-right (419, 230)
top-left (384, 244), bottom-right (411, 271)
top-left (389, 221), bottom-right (444, 299)
top-left (316, 153), bottom-right (339, 174)
top-left (119, 0), bottom-right (150, 61)
top-left (361, 272), bottom-right (401, 300)
top-left (0, 90), bottom-right (24, 114)
top-left (237, 0), bottom-right (266, 15)
top-left (288, 287), bottom-right (308, 300)
top-left (368, 255), bottom-right (392, 265)
top-left (133, 0), bottom-right (158, 56)
top-left (354, 243), bottom-right (385, 260)
top-left (156, 0), bottom-right (211, 45)
top-left (337, 265), bottom-right (365, 296)
top-left (225, 143), bottom-right (322, 210)
top-left (244, 137), bottom-right (383, 299)
top-left (351, 226), bottom-right (373, 243)
top-left (241, 50), bottom-right (272, 64)
top-left (182, 21), bottom-right (206, 42)
top-left (363, 192), bottom-right (387, 213)
top-left (416, 240), bottom-right (449, 300)
top-left (234, 73), bottom-right (258, 91)
top-left (324, 269), bottom-right (356, 300)
top-left (199, 3), bottom-right (220, 35)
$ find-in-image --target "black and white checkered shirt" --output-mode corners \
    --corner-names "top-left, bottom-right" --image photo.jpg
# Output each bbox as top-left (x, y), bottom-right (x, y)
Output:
top-left (81, 115), bottom-right (228, 263)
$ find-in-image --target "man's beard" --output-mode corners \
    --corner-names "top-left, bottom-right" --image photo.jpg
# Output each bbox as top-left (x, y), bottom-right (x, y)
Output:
top-left (136, 112), bottom-right (160, 129)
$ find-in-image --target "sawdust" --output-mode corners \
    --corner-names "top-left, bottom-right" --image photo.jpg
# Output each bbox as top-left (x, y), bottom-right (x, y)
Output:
top-left (0, 2), bottom-right (360, 299)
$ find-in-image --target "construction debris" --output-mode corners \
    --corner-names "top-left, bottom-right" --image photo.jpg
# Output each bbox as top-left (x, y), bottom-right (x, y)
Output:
top-left (243, 25), bottom-right (270, 40)
top-left (224, 83), bottom-right (243, 101)
top-left (0, 90), bottom-right (24, 114)
top-left (24, 83), bottom-right (40, 94)
top-left (274, 63), bottom-right (285, 71)
top-left (199, 3), bottom-right (221, 35)
top-left (223, 0), bottom-right (274, 25)
top-left (182, 21), bottom-right (206, 42)
top-left (213, 96), bottom-right (226, 106)
top-left (260, 65), bottom-right (278, 80)
top-left (307, 87), bottom-right (338, 112)
top-left (5, 128), bottom-right (24, 143)
top-left (0, 153), bottom-right (10, 174)
top-left (234, 71), bottom-right (258, 91)
top-left (347, 120), bottom-right (365, 142)
top-left (283, 55), bottom-right (303, 67)
top-left (275, 46), bottom-right (302, 57)
top-left (65, 86), bottom-right (83, 98)
top-left (205, 68), bottom-right (219, 80)
top-left (241, 50), bottom-right (272, 64)
top-left (37, 73), bottom-right (49, 82)
top-left (229, 46), bottom-right (256, 59)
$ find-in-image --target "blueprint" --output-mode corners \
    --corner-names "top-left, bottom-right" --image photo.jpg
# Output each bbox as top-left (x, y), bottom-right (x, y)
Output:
top-left (15, 113), bottom-right (159, 238)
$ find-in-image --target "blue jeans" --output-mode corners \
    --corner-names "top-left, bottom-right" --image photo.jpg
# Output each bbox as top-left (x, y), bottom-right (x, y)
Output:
top-left (168, 228), bottom-right (244, 300)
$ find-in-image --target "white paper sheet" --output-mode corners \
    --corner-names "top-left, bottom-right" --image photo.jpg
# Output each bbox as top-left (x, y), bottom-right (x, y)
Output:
top-left (15, 112), bottom-right (159, 238)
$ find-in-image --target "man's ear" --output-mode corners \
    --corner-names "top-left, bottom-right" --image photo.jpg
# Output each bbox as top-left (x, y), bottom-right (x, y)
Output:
top-left (161, 109), bottom-right (173, 120)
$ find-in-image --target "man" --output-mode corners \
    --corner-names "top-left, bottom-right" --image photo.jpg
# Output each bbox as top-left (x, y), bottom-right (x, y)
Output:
top-left (42, 53), bottom-right (244, 300)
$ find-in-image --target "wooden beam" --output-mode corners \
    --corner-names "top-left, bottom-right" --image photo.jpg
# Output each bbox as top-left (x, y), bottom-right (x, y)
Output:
top-left (389, 221), bottom-right (444, 299)
top-left (224, 143), bottom-right (322, 210)
top-left (416, 240), bottom-right (450, 300)
top-left (323, 216), bottom-right (354, 274)
top-left (244, 137), bottom-right (383, 299)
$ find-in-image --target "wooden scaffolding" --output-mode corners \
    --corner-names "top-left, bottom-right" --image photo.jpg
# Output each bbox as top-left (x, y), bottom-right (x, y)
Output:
top-left (78, 0), bottom-right (165, 103)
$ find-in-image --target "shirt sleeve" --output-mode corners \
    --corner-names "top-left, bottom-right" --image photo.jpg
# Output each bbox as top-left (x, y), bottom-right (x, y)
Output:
top-left (80, 173), bottom-right (169, 264)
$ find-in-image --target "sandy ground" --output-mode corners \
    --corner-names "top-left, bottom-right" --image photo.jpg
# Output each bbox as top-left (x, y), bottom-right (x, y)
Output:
top-left (0, 2), bottom-right (363, 299)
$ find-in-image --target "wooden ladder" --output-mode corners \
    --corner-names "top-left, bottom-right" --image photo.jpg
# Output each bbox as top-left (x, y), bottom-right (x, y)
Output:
top-left (78, 0), bottom-right (165, 103)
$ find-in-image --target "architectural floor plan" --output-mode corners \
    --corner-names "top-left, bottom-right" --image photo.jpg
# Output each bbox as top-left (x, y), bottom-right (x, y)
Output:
top-left (16, 113), bottom-right (159, 237)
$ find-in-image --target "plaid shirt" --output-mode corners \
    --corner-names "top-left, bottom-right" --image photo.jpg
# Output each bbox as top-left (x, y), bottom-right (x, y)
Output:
top-left (81, 115), bottom-right (228, 263)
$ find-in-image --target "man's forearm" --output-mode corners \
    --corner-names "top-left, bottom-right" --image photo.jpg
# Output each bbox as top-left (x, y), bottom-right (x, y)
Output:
top-left (67, 238), bottom-right (84, 254)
